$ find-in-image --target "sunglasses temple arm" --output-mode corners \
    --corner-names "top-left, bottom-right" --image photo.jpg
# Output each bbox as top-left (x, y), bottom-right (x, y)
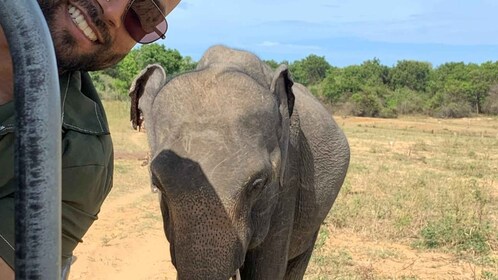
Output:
top-left (154, 26), bottom-right (166, 39)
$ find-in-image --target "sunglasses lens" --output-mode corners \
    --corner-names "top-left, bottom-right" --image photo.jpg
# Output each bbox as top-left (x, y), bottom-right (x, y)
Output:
top-left (139, 19), bottom-right (168, 44)
top-left (124, 9), bottom-right (146, 42)
top-left (124, 5), bottom-right (168, 44)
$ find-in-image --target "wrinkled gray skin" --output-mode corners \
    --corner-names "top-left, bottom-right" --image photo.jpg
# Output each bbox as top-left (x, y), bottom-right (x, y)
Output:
top-left (129, 45), bottom-right (350, 280)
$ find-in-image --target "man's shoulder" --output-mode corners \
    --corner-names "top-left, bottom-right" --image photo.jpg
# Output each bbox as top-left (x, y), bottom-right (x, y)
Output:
top-left (61, 71), bottom-right (110, 136)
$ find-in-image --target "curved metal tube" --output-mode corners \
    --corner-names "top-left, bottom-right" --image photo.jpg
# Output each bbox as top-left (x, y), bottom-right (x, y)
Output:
top-left (0, 1), bottom-right (61, 279)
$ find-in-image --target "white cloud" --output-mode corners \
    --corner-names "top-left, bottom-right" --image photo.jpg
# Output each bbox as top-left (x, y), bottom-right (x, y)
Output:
top-left (258, 41), bottom-right (280, 47)
top-left (256, 41), bottom-right (323, 50)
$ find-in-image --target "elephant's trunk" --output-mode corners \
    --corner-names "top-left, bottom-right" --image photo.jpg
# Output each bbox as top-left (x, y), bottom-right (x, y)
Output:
top-left (152, 150), bottom-right (250, 279)
top-left (167, 196), bottom-right (247, 280)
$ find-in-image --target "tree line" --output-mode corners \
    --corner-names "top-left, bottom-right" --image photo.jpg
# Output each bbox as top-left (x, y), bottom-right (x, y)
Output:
top-left (91, 43), bottom-right (498, 118)
top-left (90, 43), bottom-right (196, 100)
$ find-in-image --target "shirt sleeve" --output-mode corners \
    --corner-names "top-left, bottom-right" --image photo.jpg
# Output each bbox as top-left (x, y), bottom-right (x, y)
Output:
top-left (59, 131), bottom-right (113, 259)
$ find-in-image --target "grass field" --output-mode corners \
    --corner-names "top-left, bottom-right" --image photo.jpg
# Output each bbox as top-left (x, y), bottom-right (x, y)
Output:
top-left (307, 116), bottom-right (498, 279)
top-left (71, 101), bottom-right (498, 279)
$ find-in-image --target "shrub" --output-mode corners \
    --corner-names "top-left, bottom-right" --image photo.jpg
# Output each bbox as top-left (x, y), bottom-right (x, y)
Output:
top-left (433, 101), bottom-right (473, 118)
top-left (90, 72), bottom-right (128, 101)
top-left (350, 92), bottom-right (382, 117)
top-left (482, 84), bottom-right (498, 115)
top-left (420, 218), bottom-right (492, 254)
top-left (379, 107), bottom-right (398, 118)
top-left (417, 180), bottom-right (494, 255)
top-left (387, 87), bottom-right (426, 115)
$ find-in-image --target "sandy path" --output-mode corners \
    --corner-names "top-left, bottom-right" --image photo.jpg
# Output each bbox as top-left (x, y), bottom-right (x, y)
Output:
top-left (70, 157), bottom-right (177, 280)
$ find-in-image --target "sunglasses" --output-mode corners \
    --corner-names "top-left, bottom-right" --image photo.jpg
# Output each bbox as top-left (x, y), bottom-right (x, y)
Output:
top-left (123, 0), bottom-right (168, 44)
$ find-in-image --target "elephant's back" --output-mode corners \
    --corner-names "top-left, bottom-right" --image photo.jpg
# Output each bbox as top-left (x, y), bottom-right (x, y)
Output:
top-left (292, 83), bottom-right (349, 169)
top-left (288, 83), bottom-right (350, 258)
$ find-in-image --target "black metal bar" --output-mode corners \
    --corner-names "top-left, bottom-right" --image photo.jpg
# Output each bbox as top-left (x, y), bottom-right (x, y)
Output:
top-left (0, 1), bottom-right (61, 279)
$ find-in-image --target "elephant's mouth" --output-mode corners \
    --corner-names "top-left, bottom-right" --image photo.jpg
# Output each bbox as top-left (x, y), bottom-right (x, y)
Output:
top-left (230, 269), bottom-right (241, 280)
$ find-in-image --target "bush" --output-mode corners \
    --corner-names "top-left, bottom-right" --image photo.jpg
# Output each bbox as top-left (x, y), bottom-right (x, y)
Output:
top-left (420, 218), bottom-right (492, 255)
top-left (387, 87), bottom-right (425, 115)
top-left (425, 89), bottom-right (474, 118)
top-left (379, 107), bottom-right (398, 118)
top-left (350, 92), bottom-right (382, 117)
top-left (483, 84), bottom-right (498, 115)
top-left (90, 72), bottom-right (129, 101)
top-left (417, 180), bottom-right (495, 255)
top-left (433, 101), bottom-right (473, 118)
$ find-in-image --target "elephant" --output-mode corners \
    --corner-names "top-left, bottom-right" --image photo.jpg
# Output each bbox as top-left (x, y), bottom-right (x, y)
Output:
top-left (128, 45), bottom-right (350, 280)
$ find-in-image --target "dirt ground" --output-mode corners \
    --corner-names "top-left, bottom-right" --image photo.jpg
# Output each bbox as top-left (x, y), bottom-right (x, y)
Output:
top-left (69, 156), bottom-right (176, 280)
top-left (69, 116), bottom-right (498, 280)
top-left (322, 231), bottom-right (490, 279)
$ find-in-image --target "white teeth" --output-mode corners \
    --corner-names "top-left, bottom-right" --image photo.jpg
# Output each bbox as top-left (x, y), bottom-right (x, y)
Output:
top-left (83, 27), bottom-right (97, 41)
top-left (79, 18), bottom-right (89, 29)
top-left (75, 15), bottom-right (84, 24)
top-left (68, 4), bottom-right (97, 42)
top-left (69, 6), bottom-right (80, 17)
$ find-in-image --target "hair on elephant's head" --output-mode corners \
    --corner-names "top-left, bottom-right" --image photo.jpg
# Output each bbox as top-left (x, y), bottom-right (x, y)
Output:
top-left (129, 46), bottom-right (295, 280)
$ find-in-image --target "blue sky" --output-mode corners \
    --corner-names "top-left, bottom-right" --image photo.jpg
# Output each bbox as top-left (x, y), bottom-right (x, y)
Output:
top-left (160, 0), bottom-right (498, 67)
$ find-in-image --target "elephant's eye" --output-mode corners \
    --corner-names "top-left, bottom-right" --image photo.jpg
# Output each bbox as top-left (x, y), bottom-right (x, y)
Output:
top-left (250, 175), bottom-right (269, 193)
top-left (252, 178), bottom-right (265, 189)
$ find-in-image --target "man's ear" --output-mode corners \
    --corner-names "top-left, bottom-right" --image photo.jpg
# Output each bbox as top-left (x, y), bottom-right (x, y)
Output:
top-left (129, 64), bottom-right (166, 130)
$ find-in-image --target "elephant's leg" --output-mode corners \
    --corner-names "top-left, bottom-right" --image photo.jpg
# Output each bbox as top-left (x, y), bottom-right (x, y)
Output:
top-left (242, 244), bottom-right (290, 279)
top-left (241, 216), bottom-right (295, 279)
top-left (241, 189), bottom-right (298, 279)
top-left (284, 231), bottom-right (319, 280)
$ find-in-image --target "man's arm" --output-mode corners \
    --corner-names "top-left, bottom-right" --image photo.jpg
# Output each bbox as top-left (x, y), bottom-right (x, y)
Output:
top-left (0, 257), bottom-right (14, 280)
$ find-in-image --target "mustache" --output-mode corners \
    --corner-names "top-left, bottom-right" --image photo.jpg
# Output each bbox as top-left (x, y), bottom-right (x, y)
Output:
top-left (40, 0), bottom-right (112, 45)
top-left (72, 0), bottom-right (112, 44)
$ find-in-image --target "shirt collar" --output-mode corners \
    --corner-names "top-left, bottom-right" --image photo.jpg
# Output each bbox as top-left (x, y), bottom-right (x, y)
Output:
top-left (0, 71), bottom-right (109, 136)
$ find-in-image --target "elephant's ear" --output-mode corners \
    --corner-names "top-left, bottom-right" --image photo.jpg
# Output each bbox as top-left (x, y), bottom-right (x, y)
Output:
top-left (271, 65), bottom-right (295, 119)
top-left (270, 65), bottom-right (295, 185)
top-left (129, 64), bottom-right (166, 130)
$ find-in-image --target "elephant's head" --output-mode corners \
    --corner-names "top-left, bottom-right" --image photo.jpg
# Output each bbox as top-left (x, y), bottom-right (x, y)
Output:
top-left (129, 46), bottom-right (294, 280)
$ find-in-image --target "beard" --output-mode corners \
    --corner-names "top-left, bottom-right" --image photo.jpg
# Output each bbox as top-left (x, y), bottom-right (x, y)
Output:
top-left (39, 0), bottom-right (128, 72)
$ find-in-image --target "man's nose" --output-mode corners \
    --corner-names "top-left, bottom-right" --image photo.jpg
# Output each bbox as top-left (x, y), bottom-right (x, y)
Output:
top-left (97, 0), bottom-right (130, 28)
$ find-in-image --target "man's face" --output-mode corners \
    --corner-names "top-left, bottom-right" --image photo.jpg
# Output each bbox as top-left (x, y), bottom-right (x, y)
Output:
top-left (40, 0), bottom-right (137, 72)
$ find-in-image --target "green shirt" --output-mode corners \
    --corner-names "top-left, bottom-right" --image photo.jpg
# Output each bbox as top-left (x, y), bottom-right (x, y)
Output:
top-left (0, 71), bottom-right (113, 268)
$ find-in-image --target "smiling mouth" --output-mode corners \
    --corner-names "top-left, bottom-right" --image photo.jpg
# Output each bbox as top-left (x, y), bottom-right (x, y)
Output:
top-left (68, 4), bottom-right (98, 42)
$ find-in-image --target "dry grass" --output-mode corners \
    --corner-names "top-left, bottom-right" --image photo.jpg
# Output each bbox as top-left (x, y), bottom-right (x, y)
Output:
top-left (306, 115), bottom-right (498, 279)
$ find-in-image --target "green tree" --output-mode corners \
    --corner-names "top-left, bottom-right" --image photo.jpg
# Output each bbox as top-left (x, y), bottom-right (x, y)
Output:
top-left (264, 59), bottom-right (280, 70)
top-left (180, 56), bottom-right (197, 72)
top-left (320, 66), bottom-right (361, 102)
top-left (361, 58), bottom-right (390, 86)
top-left (483, 84), bottom-right (498, 114)
top-left (468, 68), bottom-right (490, 114)
top-left (320, 59), bottom-right (388, 103)
top-left (468, 61), bottom-right (498, 114)
top-left (289, 54), bottom-right (331, 86)
top-left (427, 62), bottom-right (496, 115)
top-left (135, 44), bottom-right (183, 75)
top-left (428, 62), bottom-right (467, 95)
top-left (390, 60), bottom-right (432, 92)
top-left (350, 90), bottom-right (382, 117)
top-left (116, 49), bottom-right (140, 82)
top-left (386, 87), bottom-right (426, 114)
